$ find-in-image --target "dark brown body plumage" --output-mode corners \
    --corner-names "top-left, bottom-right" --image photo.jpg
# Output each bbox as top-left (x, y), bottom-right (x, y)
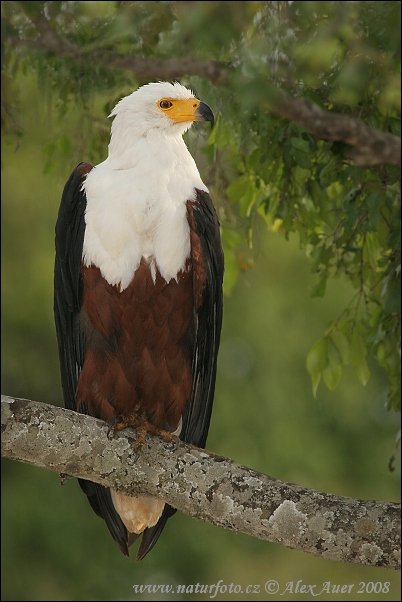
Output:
top-left (77, 259), bottom-right (195, 431)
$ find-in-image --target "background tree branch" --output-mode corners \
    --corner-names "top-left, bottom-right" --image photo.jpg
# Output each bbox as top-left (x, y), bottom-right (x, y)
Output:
top-left (3, 4), bottom-right (400, 167)
top-left (271, 94), bottom-right (401, 166)
top-left (2, 395), bottom-right (400, 571)
top-left (2, 25), bottom-right (228, 85)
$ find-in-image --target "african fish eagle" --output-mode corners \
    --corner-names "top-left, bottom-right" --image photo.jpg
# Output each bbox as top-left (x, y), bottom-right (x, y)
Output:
top-left (54, 81), bottom-right (224, 561)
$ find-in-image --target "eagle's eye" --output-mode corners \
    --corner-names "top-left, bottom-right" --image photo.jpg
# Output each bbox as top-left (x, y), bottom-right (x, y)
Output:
top-left (159, 100), bottom-right (173, 109)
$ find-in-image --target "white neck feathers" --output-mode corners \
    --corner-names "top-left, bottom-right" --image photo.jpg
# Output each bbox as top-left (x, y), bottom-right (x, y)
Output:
top-left (82, 120), bottom-right (207, 291)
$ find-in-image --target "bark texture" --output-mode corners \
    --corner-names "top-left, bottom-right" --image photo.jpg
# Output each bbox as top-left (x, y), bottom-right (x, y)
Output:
top-left (2, 395), bottom-right (400, 570)
top-left (273, 95), bottom-right (401, 166)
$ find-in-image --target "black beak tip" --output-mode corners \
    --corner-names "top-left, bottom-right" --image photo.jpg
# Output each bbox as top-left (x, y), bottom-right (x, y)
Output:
top-left (196, 101), bottom-right (215, 129)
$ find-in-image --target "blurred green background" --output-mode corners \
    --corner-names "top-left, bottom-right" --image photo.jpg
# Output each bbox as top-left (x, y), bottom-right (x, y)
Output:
top-left (2, 15), bottom-right (401, 602)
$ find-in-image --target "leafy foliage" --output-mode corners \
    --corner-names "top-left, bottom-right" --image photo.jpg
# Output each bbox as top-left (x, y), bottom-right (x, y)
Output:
top-left (1, 1), bottom-right (400, 407)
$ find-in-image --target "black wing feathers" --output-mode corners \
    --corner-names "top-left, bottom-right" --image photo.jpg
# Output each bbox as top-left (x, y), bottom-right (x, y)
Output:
top-left (54, 163), bottom-right (89, 411)
top-left (79, 480), bottom-right (130, 556)
top-left (54, 163), bottom-right (129, 556)
top-left (182, 189), bottom-right (224, 448)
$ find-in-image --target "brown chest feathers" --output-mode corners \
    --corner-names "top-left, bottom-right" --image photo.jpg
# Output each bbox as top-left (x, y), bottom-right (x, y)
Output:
top-left (76, 258), bottom-right (196, 432)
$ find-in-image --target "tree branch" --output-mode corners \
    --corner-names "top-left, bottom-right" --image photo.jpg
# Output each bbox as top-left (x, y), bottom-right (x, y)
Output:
top-left (272, 95), bottom-right (401, 167)
top-left (1, 27), bottom-right (228, 85)
top-left (1, 395), bottom-right (400, 570)
top-left (3, 8), bottom-right (400, 167)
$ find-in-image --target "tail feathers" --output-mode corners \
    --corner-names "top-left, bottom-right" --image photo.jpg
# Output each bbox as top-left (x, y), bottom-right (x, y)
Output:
top-left (136, 505), bottom-right (177, 561)
top-left (128, 531), bottom-right (141, 548)
top-left (78, 479), bottom-right (130, 556)
top-left (79, 478), bottom-right (177, 560)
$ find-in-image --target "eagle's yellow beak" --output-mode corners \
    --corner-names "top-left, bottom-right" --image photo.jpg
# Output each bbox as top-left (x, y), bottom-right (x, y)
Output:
top-left (158, 98), bottom-right (214, 127)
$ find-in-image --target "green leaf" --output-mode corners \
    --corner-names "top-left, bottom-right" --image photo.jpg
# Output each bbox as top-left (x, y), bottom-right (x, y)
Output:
top-left (363, 191), bottom-right (383, 231)
top-left (354, 357), bottom-right (371, 387)
top-left (290, 137), bottom-right (310, 152)
top-left (383, 272), bottom-right (401, 314)
top-left (311, 245), bottom-right (334, 273)
top-left (350, 330), bottom-right (371, 386)
top-left (226, 175), bottom-right (258, 218)
top-left (343, 185), bottom-right (362, 206)
top-left (330, 330), bottom-right (351, 365)
top-left (376, 342), bottom-right (387, 367)
top-left (363, 232), bottom-right (381, 270)
top-left (226, 174), bottom-right (253, 202)
top-left (311, 272), bottom-right (328, 298)
top-left (306, 338), bottom-right (329, 375)
top-left (221, 248), bottom-right (239, 296)
top-left (369, 305), bottom-right (383, 329)
top-left (211, 119), bottom-right (236, 150)
top-left (322, 343), bottom-right (343, 391)
top-left (342, 200), bottom-right (360, 234)
top-left (311, 372), bottom-right (322, 398)
top-left (291, 147), bottom-right (311, 169)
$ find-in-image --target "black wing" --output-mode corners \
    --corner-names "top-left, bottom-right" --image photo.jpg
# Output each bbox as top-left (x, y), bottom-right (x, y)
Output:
top-left (181, 189), bottom-right (224, 447)
top-left (137, 188), bottom-right (224, 560)
top-left (54, 162), bottom-right (130, 556)
top-left (54, 163), bottom-right (89, 410)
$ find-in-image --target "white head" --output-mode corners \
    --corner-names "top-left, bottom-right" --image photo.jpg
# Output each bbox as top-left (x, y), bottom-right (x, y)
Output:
top-left (108, 81), bottom-right (214, 153)
top-left (84, 81), bottom-right (213, 287)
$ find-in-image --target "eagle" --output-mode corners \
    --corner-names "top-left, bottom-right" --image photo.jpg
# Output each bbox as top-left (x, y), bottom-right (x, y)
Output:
top-left (54, 81), bottom-right (224, 561)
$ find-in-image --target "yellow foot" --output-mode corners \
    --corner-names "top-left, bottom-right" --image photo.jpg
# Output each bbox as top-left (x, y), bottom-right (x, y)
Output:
top-left (107, 408), bottom-right (178, 461)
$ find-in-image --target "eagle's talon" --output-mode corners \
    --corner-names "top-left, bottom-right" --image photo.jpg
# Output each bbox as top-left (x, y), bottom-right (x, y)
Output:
top-left (107, 416), bottom-right (125, 439)
top-left (133, 435), bottom-right (146, 462)
top-left (133, 448), bottom-right (142, 463)
top-left (170, 436), bottom-right (180, 451)
top-left (60, 472), bottom-right (72, 486)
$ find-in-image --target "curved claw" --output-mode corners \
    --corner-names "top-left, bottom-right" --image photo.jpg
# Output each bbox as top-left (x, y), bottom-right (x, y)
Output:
top-left (170, 435), bottom-right (180, 452)
top-left (59, 472), bottom-right (72, 486)
top-left (107, 416), bottom-right (124, 439)
top-left (133, 449), bottom-right (142, 463)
